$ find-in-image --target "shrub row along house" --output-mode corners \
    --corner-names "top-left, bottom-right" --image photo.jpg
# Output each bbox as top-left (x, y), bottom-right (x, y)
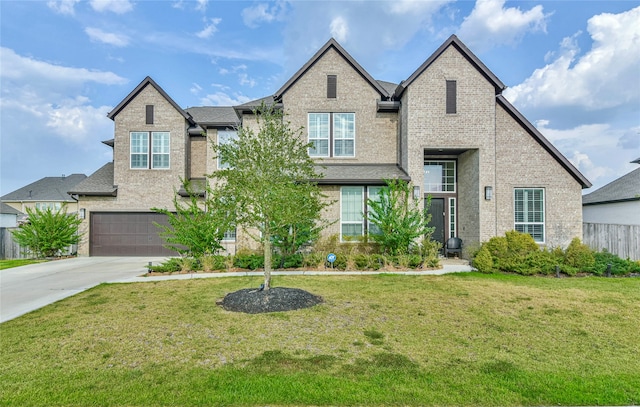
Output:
top-left (69, 35), bottom-right (591, 257)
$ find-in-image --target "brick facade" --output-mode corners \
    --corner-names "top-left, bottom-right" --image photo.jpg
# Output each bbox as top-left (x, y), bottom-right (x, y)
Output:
top-left (75, 36), bottom-right (589, 257)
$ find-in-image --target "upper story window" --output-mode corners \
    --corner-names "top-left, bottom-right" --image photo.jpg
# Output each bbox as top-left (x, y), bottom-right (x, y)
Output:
top-left (217, 130), bottom-right (238, 169)
top-left (130, 131), bottom-right (170, 169)
top-left (446, 80), bottom-right (457, 114)
top-left (308, 113), bottom-right (355, 158)
top-left (424, 161), bottom-right (456, 192)
top-left (35, 202), bottom-right (62, 211)
top-left (514, 188), bottom-right (545, 243)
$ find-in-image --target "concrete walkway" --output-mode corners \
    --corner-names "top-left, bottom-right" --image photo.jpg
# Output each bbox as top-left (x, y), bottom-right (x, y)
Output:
top-left (1, 257), bottom-right (473, 323)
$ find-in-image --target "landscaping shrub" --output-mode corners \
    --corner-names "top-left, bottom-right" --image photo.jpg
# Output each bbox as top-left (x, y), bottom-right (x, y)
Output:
top-left (148, 258), bottom-right (182, 273)
top-left (590, 250), bottom-right (640, 275)
top-left (354, 254), bottom-right (370, 270)
top-left (522, 248), bottom-right (563, 275)
top-left (482, 231), bottom-right (539, 272)
top-left (472, 245), bottom-right (494, 273)
top-left (564, 238), bottom-right (595, 271)
top-left (201, 255), bottom-right (226, 272)
top-left (233, 250), bottom-right (264, 270)
top-left (302, 252), bottom-right (324, 268)
top-left (280, 253), bottom-right (304, 269)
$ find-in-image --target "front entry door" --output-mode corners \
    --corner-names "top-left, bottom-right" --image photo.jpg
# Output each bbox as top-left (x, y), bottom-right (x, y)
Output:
top-left (427, 198), bottom-right (445, 248)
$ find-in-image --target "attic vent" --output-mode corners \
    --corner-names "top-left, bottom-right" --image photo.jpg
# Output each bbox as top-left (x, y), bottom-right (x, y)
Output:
top-left (327, 75), bottom-right (337, 99)
top-left (146, 105), bottom-right (154, 124)
top-left (446, 80), bottom-right (457, 114)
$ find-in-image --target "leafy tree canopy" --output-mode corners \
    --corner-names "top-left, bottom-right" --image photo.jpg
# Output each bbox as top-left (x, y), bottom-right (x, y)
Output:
top-left (11, 204), bottom-right (82, 258)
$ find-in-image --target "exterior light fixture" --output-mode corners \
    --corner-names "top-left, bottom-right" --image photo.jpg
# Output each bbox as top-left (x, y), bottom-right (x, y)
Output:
top-left (484, 186), bottom-right (493, 201)
top-left (413, 186), bottom-right (421, 200)
top-left (79, 208), bottom-right (86, 219)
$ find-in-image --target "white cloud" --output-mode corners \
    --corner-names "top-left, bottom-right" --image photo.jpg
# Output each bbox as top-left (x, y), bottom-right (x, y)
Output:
top-left (200, 92), bottom-right (251, 106)
top-left (89, 0), bottom-right (133, 14)
top-left (504, 6), bottom-right (640, 110)
top-left (196, 18), bottom-right (222, 39)
top-left (390, 0), bottom-right (452, 15)
top-left (458, 0), bottom-right (549, 52)
top-left (242, 2), bottom-right (287, 28)
top-left (190, 83), bottom-right (203, 95)
top-left (195, 0), bottom-right (208, 12)
top-left (47, 0), bottom-right (80, 15)
top-left (85, 27), bottom-right (129, 47)
top-left (238, 73), bottom-right (256, 88)
top-left (46, 97), bottom-right (113, 143)
top-left (330, 16), bottom-right (349, 43)
top-left (0, 47), bottom-right (127, 85)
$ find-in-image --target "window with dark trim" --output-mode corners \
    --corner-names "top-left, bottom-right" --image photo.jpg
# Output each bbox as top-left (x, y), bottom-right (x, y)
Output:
top-left (146, 105), bottom-right (154, 124)
top-left (514, 188), bottom-right (545, 243)
top-left (327, 75), bottom-right (337, 98)
top-left (446, 80), bottom-right (457, 114)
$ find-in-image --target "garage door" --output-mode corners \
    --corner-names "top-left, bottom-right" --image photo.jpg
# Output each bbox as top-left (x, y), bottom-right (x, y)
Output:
top-left (90, 212), bottom-right (177, 256)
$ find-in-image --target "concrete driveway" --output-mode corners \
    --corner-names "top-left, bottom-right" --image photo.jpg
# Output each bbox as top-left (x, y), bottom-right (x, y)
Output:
top-left (0, 257), bottom-right (167, 323)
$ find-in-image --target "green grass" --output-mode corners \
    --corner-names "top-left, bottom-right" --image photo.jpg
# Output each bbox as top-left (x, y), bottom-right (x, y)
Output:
top-left (0, 259), bottom-right (44, 269)
top-left (1, 273), bottom-right (639, 406)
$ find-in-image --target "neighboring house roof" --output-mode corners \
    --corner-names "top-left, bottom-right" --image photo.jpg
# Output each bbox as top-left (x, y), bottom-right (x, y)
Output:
top-left (107, 76), bottom-right (194, 125)
top-left (102, 139), bottom-right (114, 147)
top-left (233, 96), bottom-right (283, 115)
top-left (631, 157), bottom-right (640, 164)
top-left (274, 38), bottom-right (391, 101)
top-left (1, 174), bottom-right (87, 202)
top-left (496, 95), bottom-right (591, 189)
top-left (311, 164), bottom-right (411, 185)
top-left (396, 34), bottom-right (506, 98)
top-left (0, 202), bottom-right (23, 215)
top-left (68, 163), bottom-right (117, 196)
top-left (582, 167), bottom-right (640, 205)
top-left (184, 107), bottom-right (240, 128)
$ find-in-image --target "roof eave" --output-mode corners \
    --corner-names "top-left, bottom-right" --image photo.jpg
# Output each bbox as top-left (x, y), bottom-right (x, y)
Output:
top-left (497, 95), bottom-right (592, 189)
top-left (274, 38), bottom-right (390, 101)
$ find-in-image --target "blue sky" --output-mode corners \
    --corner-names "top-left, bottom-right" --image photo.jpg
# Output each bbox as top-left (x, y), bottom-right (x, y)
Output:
top-left (1, 0), bottom-right (639, 196)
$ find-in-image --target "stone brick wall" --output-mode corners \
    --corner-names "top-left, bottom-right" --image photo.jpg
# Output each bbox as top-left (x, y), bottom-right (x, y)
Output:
top-left (495, 104), bottom-right (583, 248)
top-left (402, 46), bottom-right (497, 248)
top-left (281, 48), bottom-right (398, 165)
top-left (112, 84), bottom-right (188, 210)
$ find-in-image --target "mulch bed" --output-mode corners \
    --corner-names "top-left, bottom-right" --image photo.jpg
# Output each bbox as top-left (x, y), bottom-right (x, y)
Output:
top-left (218, 287), bottom-right (323, 314)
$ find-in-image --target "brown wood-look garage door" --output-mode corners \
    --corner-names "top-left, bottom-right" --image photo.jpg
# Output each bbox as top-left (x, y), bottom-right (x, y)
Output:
top-left (90, 212), bottom-right (177, 256)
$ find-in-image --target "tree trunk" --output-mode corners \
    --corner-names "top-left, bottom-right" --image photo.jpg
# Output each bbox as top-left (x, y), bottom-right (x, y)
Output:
top-left (263, 231), bottom-right (272, 290)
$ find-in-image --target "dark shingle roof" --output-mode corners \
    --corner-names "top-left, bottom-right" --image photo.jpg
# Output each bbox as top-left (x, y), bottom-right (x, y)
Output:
top-left (1, 202), bottom-right (23, 215)
top-left (1, 174), bottom-right (86, 202)
top-left (68, 163), bottom-right (117, 196)
top-left (311, 164), bottom-right (411, 185)
top-left (582, 167), bottom-right (640, 205)
top-left (184, 107), bottom-right (240, 127)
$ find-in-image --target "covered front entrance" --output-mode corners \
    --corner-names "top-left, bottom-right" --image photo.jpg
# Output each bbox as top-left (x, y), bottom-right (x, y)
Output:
top-left (90, 212), bottom-right (177, 256)
top-left (423, 156), bottom-right (459, 249)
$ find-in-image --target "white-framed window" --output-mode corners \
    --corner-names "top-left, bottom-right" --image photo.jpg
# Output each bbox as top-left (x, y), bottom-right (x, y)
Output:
top-left (424, 161), bottom-right (456, 192)
top-left (308, 113), bottom-right (355, 157)
top-left (514, 188), bottom-right (545, 243)
top-left (448, 197), bottom-right (456, 239)
top-left (35, 202), bottom-right (62, 211)
top-left (130, 131), bottom-right (170, 169)
top-left (217, 130), bottom-right (238, 169)
top-left (222, 228), bottom-right (236, 242)
top-left (130, 132), bottom-right (148, 169)
top-left (341, 186), bottom-right (364, 239)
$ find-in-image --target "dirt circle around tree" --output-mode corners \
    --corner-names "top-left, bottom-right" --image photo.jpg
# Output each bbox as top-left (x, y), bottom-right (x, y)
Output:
top-left (219, 287), bottom-right (324, 314)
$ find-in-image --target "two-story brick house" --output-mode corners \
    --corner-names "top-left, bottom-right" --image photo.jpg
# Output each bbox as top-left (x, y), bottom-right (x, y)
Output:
top-left (70, 35), bottom-right (590, 257)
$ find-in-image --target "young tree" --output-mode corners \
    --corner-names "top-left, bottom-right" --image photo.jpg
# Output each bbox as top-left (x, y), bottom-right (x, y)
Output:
top-left (152, 181), bottom-right (233, 258)
top-left (11, 204), bottom-right (82, 258)
top-left (367, 178), bottom-right (434, 255)
top-left (210, 104), bottom-right (329, 289)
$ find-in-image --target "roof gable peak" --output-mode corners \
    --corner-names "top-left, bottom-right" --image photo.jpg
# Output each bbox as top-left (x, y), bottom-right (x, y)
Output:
top-left (107, 76), bottom-right (193, 124)
top-left (396, 34), bottom-right (506, 98)
top-left (274, 38), bottom-right (390, 100)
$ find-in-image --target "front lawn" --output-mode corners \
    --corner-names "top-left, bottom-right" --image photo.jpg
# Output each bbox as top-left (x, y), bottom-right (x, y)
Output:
top-left (1, 273), bottom-right (638, 406)
top-left (0, 259), bottom-right (44, 270)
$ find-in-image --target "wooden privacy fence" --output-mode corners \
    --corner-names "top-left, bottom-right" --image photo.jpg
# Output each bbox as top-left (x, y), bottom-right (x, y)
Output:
top-left (582, 223), bottom-right (640, 261)
top-left (0, 227), bottom-right (28, 259)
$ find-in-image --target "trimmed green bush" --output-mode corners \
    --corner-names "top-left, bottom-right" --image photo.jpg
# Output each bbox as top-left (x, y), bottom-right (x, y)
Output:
top-left (472, 245), bottom-right (494, 273)
top-left (565, 238), bottom-right (595, 271)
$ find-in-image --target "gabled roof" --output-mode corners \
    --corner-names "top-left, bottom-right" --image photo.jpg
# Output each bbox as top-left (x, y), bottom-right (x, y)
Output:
top-left (234, 96), bottom-right (283, 115)
top-left (68, 163), bottom-right (117, 196)
top-left (1, 174), bottom-right (87, 202)
top-left (496, 95), bottom-right (591, 189)
top-left (107, 76), bottom-right (194, 124)
top-left (274, 38), bottom-right (391, 101)
top-left (583, 167), bottom-right (640, 205)
top-left (396, 34), bottom-right (506, 98)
